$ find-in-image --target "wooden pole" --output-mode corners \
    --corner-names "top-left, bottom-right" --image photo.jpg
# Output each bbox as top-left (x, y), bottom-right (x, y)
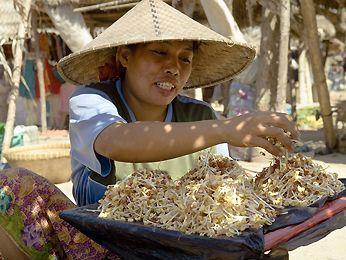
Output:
top-left (256, 8), bottom-right (280, 111)
top-left (200, 0), bottom-right (247, 43)
top-left (1, 22), bottom-right (26, 162)
top-left (299, 0), bottom-right (336, 150)
top-left (298, 49), bottom-right (313, 105)
top-left (74, 0), bottom-right (138, 12)
top-left (32, 11), bottom-right (47, 132)
top-left (171, 0), bottom-right (197, 99)
top-left (276, 0), bottom-right (290, 112)
top-left (74, 0), bottom-right (171, 12)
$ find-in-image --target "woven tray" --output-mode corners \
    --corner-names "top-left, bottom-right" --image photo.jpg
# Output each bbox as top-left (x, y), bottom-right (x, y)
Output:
top-left (3, 142), bottom-right (72, 184)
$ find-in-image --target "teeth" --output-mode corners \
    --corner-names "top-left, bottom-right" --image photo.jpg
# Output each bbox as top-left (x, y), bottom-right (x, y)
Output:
top-left (156, 82), bottom-right (175, 90)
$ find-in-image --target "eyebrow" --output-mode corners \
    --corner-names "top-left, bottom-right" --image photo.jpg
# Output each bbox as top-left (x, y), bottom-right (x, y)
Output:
top-left (159, 42), bottom-right (194, 51)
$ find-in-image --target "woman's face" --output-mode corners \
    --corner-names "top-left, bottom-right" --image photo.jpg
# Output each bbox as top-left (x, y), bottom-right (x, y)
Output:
top-left (119, 41), bottom-right (194, 107)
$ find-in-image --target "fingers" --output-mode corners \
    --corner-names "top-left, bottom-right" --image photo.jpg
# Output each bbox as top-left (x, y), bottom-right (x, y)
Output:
top-left (259, 126), bottom-right (294, 151)
top-left (261, 112), bottom-right (299, 140)
top-left (249, 137), bottom-right (283, 156)
top-left (227, 111), bottom-right (299, 154)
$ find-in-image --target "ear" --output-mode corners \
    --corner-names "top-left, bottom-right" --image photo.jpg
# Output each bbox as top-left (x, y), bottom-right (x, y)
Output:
top-left (116, 46), bottom-right (132, 68)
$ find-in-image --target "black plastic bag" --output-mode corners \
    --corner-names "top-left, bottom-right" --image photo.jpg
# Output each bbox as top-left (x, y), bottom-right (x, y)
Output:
top-left (60, 179), bottom-right (345, 259)
top-left (60, 204), bottom-right (264, 259)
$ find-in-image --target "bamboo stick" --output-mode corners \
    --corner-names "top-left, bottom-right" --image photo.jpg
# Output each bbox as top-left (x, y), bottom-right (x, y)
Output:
top-left (101, 2), bottom-right (140, 11)
top-left (276, 0), bottom-right (290, 112)
top-left (74, 0), bottom-right (171, 13)
top-left (32, 11), bottom-right (47, 133)
top-left (1, 22), bottom-right (26, 162)
top-left (74, 0), bottom-right (137, 12)
top-left (299, 0), bottom-right (336, 150)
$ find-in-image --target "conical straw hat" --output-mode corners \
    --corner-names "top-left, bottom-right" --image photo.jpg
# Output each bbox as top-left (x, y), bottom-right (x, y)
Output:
top-left (57, 0), bottom-right (255, 89)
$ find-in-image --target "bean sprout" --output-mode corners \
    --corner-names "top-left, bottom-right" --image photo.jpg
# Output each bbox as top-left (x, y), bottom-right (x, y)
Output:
top-left (98, 154), bottom-right (277, 238)
top-left (254, 143), bottom-right (345, 208)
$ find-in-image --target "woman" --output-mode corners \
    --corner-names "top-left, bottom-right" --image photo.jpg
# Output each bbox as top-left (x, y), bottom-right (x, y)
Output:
top-left (0, 0), bottom-right (298, 258)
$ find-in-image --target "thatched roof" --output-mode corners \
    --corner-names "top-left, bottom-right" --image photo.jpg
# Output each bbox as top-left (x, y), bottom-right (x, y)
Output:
top-left (0, 0), bottom-right (21, 42)
top-left (0, 0), bottom-right (34, 44)
top-left (43, 0), bottom-right (135, 7)
top-left (0, 0), bottom-right (22, 43)
top-left (43, 0), bottom-right (80, 6)
top-left (19, 0), bottom-right (346, 43)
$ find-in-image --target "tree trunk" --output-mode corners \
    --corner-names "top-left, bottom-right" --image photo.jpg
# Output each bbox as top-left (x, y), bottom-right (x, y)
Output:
top-left (200, 0), bottom-right (246, 43)
top-left (181, 0), bottom-right (196, 17)
top-left (299, 0), bottom-right (336, 150)
top-left (341, 8), bottom-right (346, 43)
top-left (224, 0), bottom-right (233, 14)
top-left (44, 4), bottom-right (93, 52)
top-left (255, 8), bottom-right (280, 111)
top-left (1, 22), bottom-right (25, 162)
top-left (290, 80), bottom-right (298, 122)
top-left (32, 11), bottom-right (47, 132)
top-left (298, 49), bottom-right (308, 104)
top-left (172, 0), bottom-right (197, 99)
top-left (276, 0), bottom-right (290, 112)
top-left (0, 73), bottom-right (11, 123)
top-left (200, 0), bottom-right (249, 112)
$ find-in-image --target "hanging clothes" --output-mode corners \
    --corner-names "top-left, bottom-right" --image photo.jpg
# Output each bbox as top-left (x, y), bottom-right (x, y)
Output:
top-left (19, 59), bottom-right (36, 99)
top-left (45, 60), bottom-right (62, 95)
top-left (47, 34), bottom-right (59, 62)
top-left (34, 71), bottom-right (48, 99)
top-left (35, 59), bottom-right (61, 98)
top-left (54, 34), bottom-right (63, 60)
top-left (39, 33), bottom-right (50, 54)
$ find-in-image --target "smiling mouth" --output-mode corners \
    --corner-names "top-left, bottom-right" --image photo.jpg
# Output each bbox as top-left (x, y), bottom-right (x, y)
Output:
top-left (155, 82), bottom-right (176, 91)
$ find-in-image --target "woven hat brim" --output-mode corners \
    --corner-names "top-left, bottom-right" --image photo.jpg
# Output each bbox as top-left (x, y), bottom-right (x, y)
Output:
top-left (58, 0), bottom-right (256, 89)
top-left (57, 38), bottom-right (255, 89)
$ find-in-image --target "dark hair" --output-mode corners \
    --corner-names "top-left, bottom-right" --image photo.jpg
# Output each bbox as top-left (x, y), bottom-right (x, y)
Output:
top-left (192, 41), bottom-right (200, 53)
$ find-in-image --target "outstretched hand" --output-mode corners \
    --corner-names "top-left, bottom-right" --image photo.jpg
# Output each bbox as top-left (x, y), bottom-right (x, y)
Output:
top-left (224, 111), bottom-right (299, 156)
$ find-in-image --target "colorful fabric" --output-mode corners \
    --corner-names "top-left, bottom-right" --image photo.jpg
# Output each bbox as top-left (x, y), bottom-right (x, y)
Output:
top-left (39, 33), bottom-right (50, 54)
top-left (0, 168), bottom-right (118, 259)
top-left (35, 59), bottom-right (61, 98)
top-left (19, 59), bottom-right (36, 99)
top-left (228, 82), bottom-right (256, 117)
top-left (54, 34), bottom-right (63, 61)
top-left (45, 59), bottom-right (61, 95)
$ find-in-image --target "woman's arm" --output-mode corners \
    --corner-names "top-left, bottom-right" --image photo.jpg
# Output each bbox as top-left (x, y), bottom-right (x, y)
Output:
top-left (95, 111), bottom-right (299, 163)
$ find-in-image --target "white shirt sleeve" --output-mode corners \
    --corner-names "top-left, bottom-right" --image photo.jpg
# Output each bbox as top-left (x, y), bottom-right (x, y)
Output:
top-left (69, 87), bottom-right (127, 176)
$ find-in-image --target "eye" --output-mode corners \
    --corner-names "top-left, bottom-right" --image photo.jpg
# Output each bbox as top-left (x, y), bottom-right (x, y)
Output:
top-left (152, 50), bottom-right (167, 56)
top-left (180, 57), bottom-right (192, 64)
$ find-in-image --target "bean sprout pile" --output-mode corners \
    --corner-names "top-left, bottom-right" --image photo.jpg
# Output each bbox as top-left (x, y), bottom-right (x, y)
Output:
top-left (98, 149), bottom-right (344, 237)
top-left (98, 169), bottom-right (175, 223)
top-left (169, 154), bottom-right (277, 237)
top-left (99, 154), bottom-right (277, 237)
top-left (254, 153), bottom-right (345, 207)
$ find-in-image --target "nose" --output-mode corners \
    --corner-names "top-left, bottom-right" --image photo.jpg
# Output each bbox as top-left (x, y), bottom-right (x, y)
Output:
top-left (164, 57), bottom-right (179, 77)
